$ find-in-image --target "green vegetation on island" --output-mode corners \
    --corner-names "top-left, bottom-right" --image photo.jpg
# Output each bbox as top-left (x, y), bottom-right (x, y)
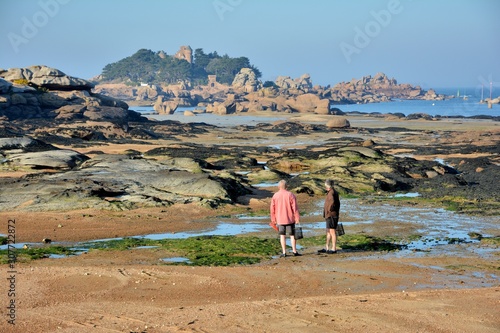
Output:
top-left (101, 48), bottom-right (261, 85)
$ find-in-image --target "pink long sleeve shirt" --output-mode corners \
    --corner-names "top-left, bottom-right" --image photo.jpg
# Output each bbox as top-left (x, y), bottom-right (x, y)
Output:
top-left (270, 189), bottom-right (300, 225)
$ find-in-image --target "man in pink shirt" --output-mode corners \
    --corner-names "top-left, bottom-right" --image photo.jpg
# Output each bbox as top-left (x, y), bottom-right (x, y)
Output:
top-left (270, 180), bottom-right (301, 257)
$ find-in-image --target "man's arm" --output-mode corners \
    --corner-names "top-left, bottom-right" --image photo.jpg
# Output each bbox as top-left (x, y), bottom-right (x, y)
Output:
top-left (334, 191), bottom-right (340, 213)
top-left (291, 194), bottom-right (300, 223)
top-left (270, 197), bottom-right (276, 223)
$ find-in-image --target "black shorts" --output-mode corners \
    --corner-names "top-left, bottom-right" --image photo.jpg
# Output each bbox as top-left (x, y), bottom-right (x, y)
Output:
top-left (278, 224), bottom-right (295, 236)
top-left (326, 216), bottom-right (338, 229)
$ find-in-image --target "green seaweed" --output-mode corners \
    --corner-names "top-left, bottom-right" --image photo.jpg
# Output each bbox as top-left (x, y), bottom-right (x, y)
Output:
top-left (0, 231), bottom-right (418, 266)
top-left (0, 246), bottom-right (77, 264)
top-left (158, 235), bottom-right (280, 266)
top-left (300, 234), bottom-right (405, 252)
top-left (80, 235), bottom-right (281, 266)
top-left (80, 237), bottom-right (160, 250)
top-left (480, 236), bottom-right (500, 246)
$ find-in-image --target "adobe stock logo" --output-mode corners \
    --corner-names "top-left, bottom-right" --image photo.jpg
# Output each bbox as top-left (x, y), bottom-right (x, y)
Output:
top-left (213, 0), bottom-right (243, 21)
top-left (340, 0), bottom-right (403, 64)
top-left (7, 0), bottom-right (71, 54)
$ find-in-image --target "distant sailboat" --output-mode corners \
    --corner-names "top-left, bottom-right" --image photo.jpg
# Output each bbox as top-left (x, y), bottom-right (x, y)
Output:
top-left (458, 88), bottom-right (468, 100)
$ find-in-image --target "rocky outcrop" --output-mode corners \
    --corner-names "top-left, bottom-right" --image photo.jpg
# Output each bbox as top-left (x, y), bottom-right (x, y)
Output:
top-left (0, 66), bottom-right (143, 124)
top-left (205, 94), bottom-right (251, 115)
top-left (214, 101), bottom-right (237, 115)
top-left (91, 69), bottom-right (451, 117)
top-left (2, 119), bottom-right (496, 214)
top-left (0, 137), bottom-right (55, 152)
top-left (229, 72), bottom-right (445, 114)
top-left (8, 150), bottom-right (89, 170)
top-left (326, 117), bottom-right (350, 128)
top-left (207, 100), bottom-right (236, 115)
top-left (328, 72), bottom-right (448, 104)
top-left (92, 83), bottom-right (138, 101)
top-left (484, 97), bottom-right (500, 108)
top-left (0, 150), bottom-right (250, 211)
top-left (232, 68), bottom-right (260, 92)
top-left (275, 74), bottom-right (313, 92)
top-left (173, 45), bottom-right (193, 63)
top-left (1, 136), bottom-right (89, 170)
top-left (154, 96), bottom-right (178, 114)
top-left (136, 85), bottom-right (161, 101)
top-left (287, 93), bottom-right (331, 114)
top-left (0, 65), bottom-right (94, 91)
top-left (266, 146), bottom-right (456, 195)
top-left (93, 82), bottom-right (199, 106)
top-left (239, 90), bottom-right (330, 114)
top-left (0, 78), bottom-right (14, 94)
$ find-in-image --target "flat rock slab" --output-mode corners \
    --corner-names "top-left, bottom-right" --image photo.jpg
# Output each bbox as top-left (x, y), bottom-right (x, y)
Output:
top-left (8, 149), bottom-right (89, 169)
top-left (0, 136), bottom-right (56, 153)
top-left (338, 146), bottom-right (382, 159)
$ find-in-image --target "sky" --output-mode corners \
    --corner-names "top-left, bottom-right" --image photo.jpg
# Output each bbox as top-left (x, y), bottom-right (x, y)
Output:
top-left (1, 0), bottom-right (499, 90)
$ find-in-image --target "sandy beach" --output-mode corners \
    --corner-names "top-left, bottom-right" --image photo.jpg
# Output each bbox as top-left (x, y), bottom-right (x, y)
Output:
top-left (1, 114), bottom-right (499, 333)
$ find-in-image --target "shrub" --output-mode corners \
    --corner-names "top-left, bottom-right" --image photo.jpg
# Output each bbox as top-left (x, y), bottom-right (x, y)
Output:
top-left (12, 78), bottom-right (30, 86)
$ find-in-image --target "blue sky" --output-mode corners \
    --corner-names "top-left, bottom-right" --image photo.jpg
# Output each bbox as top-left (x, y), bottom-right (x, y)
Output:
top-left (1, 0), bottom-right (499, 90)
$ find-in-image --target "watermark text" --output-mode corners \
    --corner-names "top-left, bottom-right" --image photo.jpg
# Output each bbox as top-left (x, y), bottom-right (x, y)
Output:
top-left (7, 0), bottom-right (71, 53)
top-left (213, 0), bottom-right (243, 21)
top-left (6, 219), bottom-right (17, 326)
top-left (340, 0), bottom-right (403, 64)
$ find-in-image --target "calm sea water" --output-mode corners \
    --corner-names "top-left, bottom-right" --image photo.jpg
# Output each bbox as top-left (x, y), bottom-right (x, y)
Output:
top-left (334, 87), bottom-right (500, 117)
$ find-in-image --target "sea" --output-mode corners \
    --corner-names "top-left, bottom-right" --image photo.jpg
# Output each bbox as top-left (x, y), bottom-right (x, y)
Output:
top-left (131, 87), bottom-right (500, 125)
top-left (333, 87), bottom-right (500, 118)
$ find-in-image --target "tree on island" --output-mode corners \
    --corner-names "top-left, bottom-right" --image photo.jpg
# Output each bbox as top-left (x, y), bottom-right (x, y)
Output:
top-left (101, 48), bottom-right (261, 86)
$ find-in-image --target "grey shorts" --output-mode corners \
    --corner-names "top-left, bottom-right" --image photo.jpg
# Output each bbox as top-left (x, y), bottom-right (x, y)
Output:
top-left (326, 216), bottom-right (338, 229)
top-left (278, 224), bottom-right (295, 236)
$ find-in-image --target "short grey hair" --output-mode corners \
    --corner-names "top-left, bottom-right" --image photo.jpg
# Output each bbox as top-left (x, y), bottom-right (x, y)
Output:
top-left (325, 179), bottom-right (334, 188)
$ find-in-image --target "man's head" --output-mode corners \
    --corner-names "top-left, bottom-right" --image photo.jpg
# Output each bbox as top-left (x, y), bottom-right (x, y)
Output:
top-left (325, 179), bottom-right (334, 189)
top-left (278, 179), bottom-right (287, 190)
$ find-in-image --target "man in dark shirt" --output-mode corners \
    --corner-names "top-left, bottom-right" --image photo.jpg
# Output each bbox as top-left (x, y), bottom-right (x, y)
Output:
top-left (318, 179), bottom-right (340, 254)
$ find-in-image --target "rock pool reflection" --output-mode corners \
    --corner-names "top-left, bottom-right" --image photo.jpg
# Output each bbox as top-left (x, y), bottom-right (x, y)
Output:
top-left (161, 257), bottom-right (191, 264)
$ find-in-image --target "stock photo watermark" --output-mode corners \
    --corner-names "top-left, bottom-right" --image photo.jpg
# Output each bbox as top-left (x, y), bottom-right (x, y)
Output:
top-left (6, 219), bottom-right (17, 326)
top-left (213, 0), bottom-right (243, 21)
top-left (340, 0), bottom-right (404, 64)
top-left (7, 0), bottom-right (71, 54)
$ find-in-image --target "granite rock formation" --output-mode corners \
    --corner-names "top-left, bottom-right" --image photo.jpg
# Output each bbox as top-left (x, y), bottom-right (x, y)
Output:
top-left (0, 140), bottom-right (251, 211)
top-left (275, 74), bottom-right (313, 92)
top-left (1, 65), bottom-right (94, 91)
top-left (326, 117), bottom-right (350, 128)
top-left (173, 45), bottom-right (193, 63)
top-left (327, 72), bottom-right (448, 104)
top-left (232, 68), bottom-right (260, 93)
top-left (0, 66), bottom-right (143, 125)
top-left (1, 136), bottom-right (89, 170)
top-left (92, 69), bottom-right (450, 117)
top-left (154, 96), bottom-right (178, 114)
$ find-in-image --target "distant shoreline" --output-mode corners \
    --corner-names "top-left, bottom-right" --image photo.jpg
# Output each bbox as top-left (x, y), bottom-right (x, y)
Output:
top-left (130, 106), bottom-right (500, 123)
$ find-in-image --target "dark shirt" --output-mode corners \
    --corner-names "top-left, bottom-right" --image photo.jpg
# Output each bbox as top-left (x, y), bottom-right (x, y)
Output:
top-left (323, 188), bottom-right (340, 218)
